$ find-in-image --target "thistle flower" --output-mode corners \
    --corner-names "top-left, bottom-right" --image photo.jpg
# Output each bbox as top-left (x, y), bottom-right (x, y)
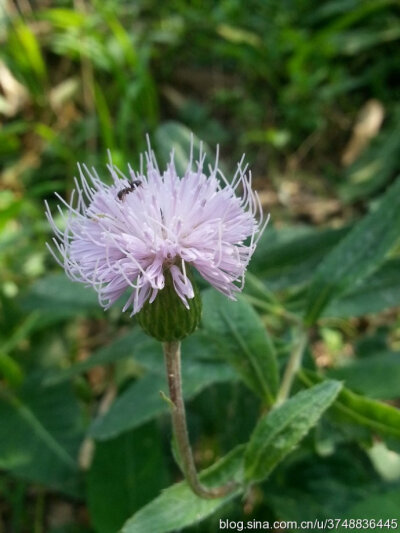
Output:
top-left (45, 139), bottom-right (268, 321)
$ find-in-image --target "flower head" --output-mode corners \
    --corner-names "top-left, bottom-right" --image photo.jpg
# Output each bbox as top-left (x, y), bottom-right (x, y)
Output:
top-left (46, 138), bottom-right (268, 316)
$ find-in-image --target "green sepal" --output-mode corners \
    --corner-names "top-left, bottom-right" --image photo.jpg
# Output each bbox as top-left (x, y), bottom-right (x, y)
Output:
top-left (136, 267), bottom-right (202, 342)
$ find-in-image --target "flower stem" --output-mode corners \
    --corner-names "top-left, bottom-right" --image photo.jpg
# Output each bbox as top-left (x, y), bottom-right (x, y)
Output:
top-left (276, 329), bottom-right (308, 406)
top-left (163, 341), bottom-right (237, 499)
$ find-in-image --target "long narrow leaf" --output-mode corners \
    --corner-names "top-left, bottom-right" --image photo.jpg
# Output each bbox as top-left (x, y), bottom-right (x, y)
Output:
top-left (305, 176), bottom-right (400, 324)
top-left (121, 445), bottom-right (244, 533)
top-left (245, 381), bottom-right (342, 482)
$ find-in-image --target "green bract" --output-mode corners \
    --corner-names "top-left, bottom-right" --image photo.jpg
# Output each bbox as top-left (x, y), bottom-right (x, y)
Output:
top-left (136, 269), bottom-right (202, 342)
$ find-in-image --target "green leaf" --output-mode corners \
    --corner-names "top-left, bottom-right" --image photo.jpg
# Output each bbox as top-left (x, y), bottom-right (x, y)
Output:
top-left (202, 289), bottom-right (279, 405)
top-left (243, 271), bottom-right (278, 304)
top-left (94, 83), bottom-right (115, 150)
top-left (2, 312), bottom-right (41, 356)
top-left (251, 225), bottom-right (349, 290)
top-left (327, 352), bottom-right (400, 399)
top-left (10, 20), bottom-right (46, 80)
top-left (299, 370), bottom-right (400, 442)
top-left (335, 388), bottom-right (400, 442)
top-left (90, 359), bottom-right (236, 440)
top-left (0, 352), bottom-right (23, 387)
top-left (87, 422), bottom-right (169, 533)
top-left (121, 445), bottom-right (244, 533)
top-left (0, 382), bottom-right (83, 495)
top-left (20, 273), bottom-right (98, 321)
top-left (244, 381), bottom-right (342, 483)
top-left (90, 373), bottom-right (164, 441)
top-left (154, 122), bottom-right (215, 177)
top-left (266, 445), bottom-right (383, 523)
top-left (305, 177), bottom-right (400, 324)
top-left (332, 27), bottom-right (400, 56)
top-left (340, 108), bottom-right (400, 202)
top-left (45, 328), bottom-right (151, 385)
top-left (337, 487), bottom-right (400, 531)
top-left (324, 258), bottom-right (400, 318)
top-left (40, 8), bottom-right (86, 28)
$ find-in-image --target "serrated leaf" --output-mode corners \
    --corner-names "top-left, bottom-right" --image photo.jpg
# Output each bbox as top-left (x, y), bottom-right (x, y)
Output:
top-left (305, 177), bottom-right (400, 324)
top-left (244, 381), bottom-right (342, 483)
top-left (121, 445), bottom-right (244, 533)
top-left (202, 289), bottom-right (279, 405)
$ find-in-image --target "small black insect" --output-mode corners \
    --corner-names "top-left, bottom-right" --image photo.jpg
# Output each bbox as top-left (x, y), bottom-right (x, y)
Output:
top-left (117, 179), bottom-right (141, 201)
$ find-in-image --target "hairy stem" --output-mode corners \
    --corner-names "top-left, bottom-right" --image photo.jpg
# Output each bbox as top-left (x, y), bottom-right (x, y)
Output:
top-left (276, 329), bottom-right (308, 406)
top-left (163, 341), bottom-right (237, 499)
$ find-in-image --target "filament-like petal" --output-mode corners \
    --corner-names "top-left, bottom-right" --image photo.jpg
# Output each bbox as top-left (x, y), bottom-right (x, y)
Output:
top-left (46, 139), bottom-right (268, 314)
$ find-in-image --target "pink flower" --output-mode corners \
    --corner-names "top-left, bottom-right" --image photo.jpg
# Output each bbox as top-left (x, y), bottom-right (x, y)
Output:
top-left (45, 139), bottom-right (268, 315)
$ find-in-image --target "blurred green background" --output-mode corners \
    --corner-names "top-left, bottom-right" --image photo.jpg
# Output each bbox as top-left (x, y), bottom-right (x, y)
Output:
top-left (1, 1), bottom-right (400, 532)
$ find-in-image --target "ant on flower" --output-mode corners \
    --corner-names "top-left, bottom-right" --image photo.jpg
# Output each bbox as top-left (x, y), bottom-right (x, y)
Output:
top-left (117, 178), bottom-right (141, 201)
